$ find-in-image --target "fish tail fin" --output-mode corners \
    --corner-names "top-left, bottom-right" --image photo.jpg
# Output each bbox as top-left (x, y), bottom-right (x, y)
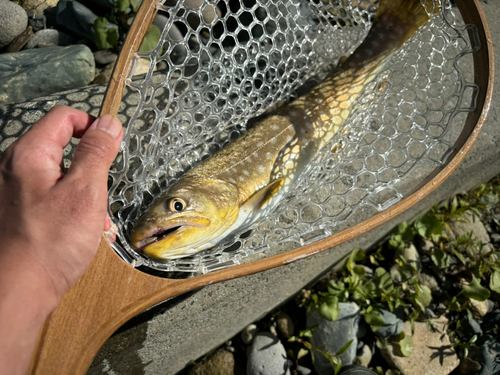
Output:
top-left (375, 0), bottom-right (436, 47)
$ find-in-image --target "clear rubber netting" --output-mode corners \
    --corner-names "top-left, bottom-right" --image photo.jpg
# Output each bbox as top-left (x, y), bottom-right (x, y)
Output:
top-left (107, 0), bottom-right (479, 274)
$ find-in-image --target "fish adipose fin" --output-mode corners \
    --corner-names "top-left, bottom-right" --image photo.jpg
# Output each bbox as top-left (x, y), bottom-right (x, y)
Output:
top-left (241, 178), bottom-right (285, 212)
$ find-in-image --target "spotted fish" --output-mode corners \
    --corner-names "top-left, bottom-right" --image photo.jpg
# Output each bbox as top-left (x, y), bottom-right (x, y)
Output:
top-left (130, 0), bottom-right (433, 259)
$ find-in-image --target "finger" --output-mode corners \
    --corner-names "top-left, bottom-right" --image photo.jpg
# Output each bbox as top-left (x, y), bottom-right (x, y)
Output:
top-left (66, 115), bottom-right (123, 185)
top-left (21, 105), bottom-right (95, 152)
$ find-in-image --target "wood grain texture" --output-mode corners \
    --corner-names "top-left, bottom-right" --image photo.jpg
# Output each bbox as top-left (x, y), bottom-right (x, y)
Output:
top-left (29, 0), bottom-right (493, 373)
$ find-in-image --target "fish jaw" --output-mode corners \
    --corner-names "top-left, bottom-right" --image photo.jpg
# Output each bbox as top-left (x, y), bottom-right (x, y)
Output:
top-left (130, 177), bottom-right (240, 260)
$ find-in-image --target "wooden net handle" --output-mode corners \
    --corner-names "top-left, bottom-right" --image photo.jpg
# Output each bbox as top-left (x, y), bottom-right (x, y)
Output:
top-left (29, 0), bottom-right (494, 373)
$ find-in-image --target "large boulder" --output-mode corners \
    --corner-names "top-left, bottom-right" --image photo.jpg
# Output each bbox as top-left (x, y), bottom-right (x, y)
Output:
top-left (0, 45), bottom-right (95, 104)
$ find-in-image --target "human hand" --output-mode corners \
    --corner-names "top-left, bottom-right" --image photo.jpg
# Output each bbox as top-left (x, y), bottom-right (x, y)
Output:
top-left (0, 105), bottom-right (123, 305)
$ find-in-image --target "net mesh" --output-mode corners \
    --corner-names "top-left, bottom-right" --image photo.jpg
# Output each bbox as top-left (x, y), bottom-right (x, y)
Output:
top-left (107, 0), bottom-right (479, 274)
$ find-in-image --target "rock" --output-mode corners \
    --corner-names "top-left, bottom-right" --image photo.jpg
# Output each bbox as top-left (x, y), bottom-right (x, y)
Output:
top-left (247, 332), bottom-right (290, 375)
top-left (55, 0), bottom-right (98, 41)
top-left (470, 298), bottom-right (492, 318)
top-left (93, 50), bottom-right (117, 65)
top-left (399, 243), bottom-right (421, 271)
top-left (0, 45), bottom-right (95, 105)
top-left (0, 0), bottom-right (28, 48)
top-left (241, 324), bottom-right (258, 345)
top-left (92, 62), bottom-right (114, 84)
top-left (420, 238), bottom-right (434, 253)
top-left (475, 335), bottom-right (500, 375)
top-left (355, 344), bottom-right (372, 367)
top-left (360, 265), bottom-right (374, 278)
top-left (459, 357), bottom-right (482, 374)
top-left (307, 302), bottom-right (360, 374)
top-left (24, 29), bottom-right (72, 49)
top-left (269, 324), bottom-right (278, 337)
top-left (277, 312), bottom-right (295, 338)
top-left (447, 211), bottom-right (493, 254)
top-left (375, 309), bottom-right (403, 339)
top-left (490, 232), bottom-right (500, 244)
top-left (27, 12), bottom-right (46, 32)
top-left (424, 308), bottom-right (436, 319)
top-left (5, 26), bottom-right (33, 52)
top-left (380, 317), bottom-right (459, 375)
top-left (417, 273), bottom-right (440, 294)
top-left (188, 349), bottom-right (234, 375)
top-left (297, 365), bottom-right (312, 375)
top-left (20, 0), bottom-right (59, 15)
top-left (461, 315), bottom-right (483, 339)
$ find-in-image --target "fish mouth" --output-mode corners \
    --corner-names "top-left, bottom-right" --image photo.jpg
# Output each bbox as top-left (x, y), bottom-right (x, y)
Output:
top-left (132, 216), bottom-right (211, 250)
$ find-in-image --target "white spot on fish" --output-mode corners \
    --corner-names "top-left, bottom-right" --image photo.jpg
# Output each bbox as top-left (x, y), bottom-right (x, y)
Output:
top-left (243, 170), bottom-right (250, 176)
top-left (258, 165), bottom-right (265, 173)
top-left (257, 141), bottom-right (264, 147)
top-left (271, 138), bottom-right (277, 144)
top-left (272, 125), bottom-right (280, 131)
top-left (229, 177), bottom-right (236, 184)
top-left (239, 176), bottom-right (245, 182)
top-left (266, 152), bottom-right (273, 159)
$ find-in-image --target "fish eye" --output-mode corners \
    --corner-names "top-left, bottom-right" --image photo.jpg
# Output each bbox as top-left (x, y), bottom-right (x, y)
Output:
top-left (169, 198), bottom-right (186, 212)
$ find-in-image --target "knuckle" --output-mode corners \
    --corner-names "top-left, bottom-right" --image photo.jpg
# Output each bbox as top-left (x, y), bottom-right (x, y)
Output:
top-left (76, 136), bottom-right (114, 166)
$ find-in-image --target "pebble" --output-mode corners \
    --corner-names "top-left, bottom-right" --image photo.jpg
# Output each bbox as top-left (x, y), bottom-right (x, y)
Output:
top-left (447, 211), bottom-right (493, 255)
top-left (470, 298), bottom-right (492, 318)
top-left (355, 344), bottom-right (372, 367)
top-left (296, 365), bottom-right (312, 375)
top-left (490, 233), bottom-right (500, 243)
top-left (241, 324), bottom-right (258, 345)
top-left (276, 312), bottom-right (295, 338)
top-left (375, 309), bottom-right (403, 339)
top-left (459, 357), bottom-right (482, 374)
top-left (0, 45), bottom-right (95, 105)
top-left (93, 50), bottom-right (118, 65)
top-left (19, 0), bottom-right (59, 15)
top-left (380, 317), bottom-right (459, 375)
top-left (27, 11), bottom-right (46, 32)
top-left (307, 302), bottom-right (360, 374)
top-left (420, 238), bottom-right (434, 253)
top-left (0, 0), bottom-right (28, 48)
top-left (417, 273), bottom-right (440, 293)
top-left (24, 29), bottom-right (67, 49)
top-left (188, 349), bottom-right (234, 375)
top-left (247, 332), bottom-right (290, 375)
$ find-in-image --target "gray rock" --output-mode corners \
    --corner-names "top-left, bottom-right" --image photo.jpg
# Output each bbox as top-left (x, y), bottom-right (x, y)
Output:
top-left (55, 0), bottom-right (97, 41)
top-left (297, 365), bottom-right (312, 375)
top-left (277, 312), bottom-right (294, 338)
top-left (0, 45), bottom-right (95, 104)
top-left (447, 211), bottom-right (493, 254)
top-left (490, 232), bottom-right (500, 243)
top-left (476, 335), bottom-right (500, 375)
top-left (24, 29), bottom-right (73, 49)
top-left (375, 309), bottom-right (403, 339)
top-left (188, 349), bottom-right (235, 375)
top-left (417, 273), bottom-right (440, 293)
top-left (470, 298), bottom-right (492, 318)
top-left (241, 324), bottom-right (258, 345)
top-left (462, 315), bottom-right (483, 339)
top-left (27, 12), bottom-right (46, 32)
top-left (307, 302), bottom-right (360, 374)
top-left (0, 0), bottom-right (28, 48)
top-left (247, 332), bottom-right (290, 375)
top-left (19, 0), bottom-right (59, 15)
top-left (93, 50), bottom-right (117, 65)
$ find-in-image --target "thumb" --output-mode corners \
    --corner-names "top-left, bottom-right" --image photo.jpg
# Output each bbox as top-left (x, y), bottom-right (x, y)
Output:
top-left (68, 115), bottom-right (123, 182)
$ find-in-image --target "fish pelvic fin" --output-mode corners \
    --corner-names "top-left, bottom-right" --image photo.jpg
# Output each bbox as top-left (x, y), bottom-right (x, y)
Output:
top-left (376, 0), bottom-right (436, 47)
top-left (241, 178), bottom-right (284, 212)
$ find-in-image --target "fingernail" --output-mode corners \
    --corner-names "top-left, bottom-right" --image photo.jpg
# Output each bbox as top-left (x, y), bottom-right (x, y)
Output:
top-left (94, 114), bottom-right (122, 139)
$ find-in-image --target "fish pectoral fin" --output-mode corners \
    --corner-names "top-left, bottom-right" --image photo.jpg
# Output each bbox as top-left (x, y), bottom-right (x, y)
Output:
top-left (241, 178), bottom-right (284, 212)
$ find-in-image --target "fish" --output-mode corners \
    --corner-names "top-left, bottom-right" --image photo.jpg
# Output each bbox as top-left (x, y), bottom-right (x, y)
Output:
top-left (130, 0), bottom-right (433, 260)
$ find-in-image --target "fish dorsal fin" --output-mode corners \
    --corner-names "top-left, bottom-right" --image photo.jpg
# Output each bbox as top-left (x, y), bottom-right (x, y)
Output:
top-left (241, 178), bottom-right (284, 212)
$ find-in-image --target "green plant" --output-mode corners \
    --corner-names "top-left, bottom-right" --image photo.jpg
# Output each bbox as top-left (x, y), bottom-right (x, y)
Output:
top-left (288, 327), bottom-right (353, 374)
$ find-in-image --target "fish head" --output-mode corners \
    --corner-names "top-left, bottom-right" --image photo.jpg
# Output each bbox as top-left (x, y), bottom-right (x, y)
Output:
top-left (130, 177), bottom-right (240, 259)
